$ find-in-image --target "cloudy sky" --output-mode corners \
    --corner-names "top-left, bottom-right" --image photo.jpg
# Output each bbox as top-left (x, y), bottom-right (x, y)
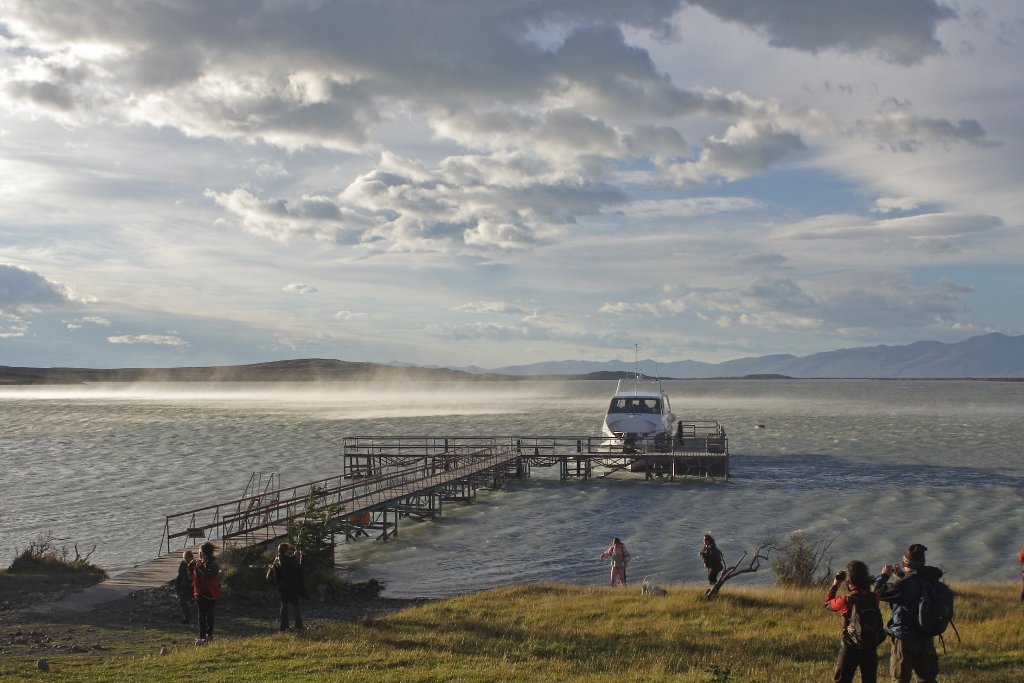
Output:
top-left (1, 1), bottom-right (1021, 369)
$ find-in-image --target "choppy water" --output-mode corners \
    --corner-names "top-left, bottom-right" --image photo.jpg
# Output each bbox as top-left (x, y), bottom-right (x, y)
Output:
top-left (1, 379), bottom-right (1022, 598)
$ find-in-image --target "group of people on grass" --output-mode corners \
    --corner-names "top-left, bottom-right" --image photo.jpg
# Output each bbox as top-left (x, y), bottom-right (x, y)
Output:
top-left (824, 543), bottom-right (949, 683)
top-left (174, 540), bottom-right (307, 644)
top-left (600, 536), bottom-right (1024, 683)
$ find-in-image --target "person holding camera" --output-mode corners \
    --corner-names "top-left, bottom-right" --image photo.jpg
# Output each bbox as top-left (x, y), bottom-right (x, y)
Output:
top-left (874, 543), bottom-right (944, 683)
top-left (825, 560), bottom-right (883, 683)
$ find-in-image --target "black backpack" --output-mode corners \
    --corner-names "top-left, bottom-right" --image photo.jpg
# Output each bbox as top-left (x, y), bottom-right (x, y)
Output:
top-left (917, 579), bottom-right (955, 637)
top-left (844, 593), bottom-right (885, 650)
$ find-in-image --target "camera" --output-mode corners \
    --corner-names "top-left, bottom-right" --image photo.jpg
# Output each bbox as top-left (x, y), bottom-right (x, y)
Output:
top-left (835, 570), bottom-right (847, 582)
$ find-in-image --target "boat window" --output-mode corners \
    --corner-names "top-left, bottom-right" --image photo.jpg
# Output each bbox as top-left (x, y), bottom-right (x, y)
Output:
top-left (608, 398), bottom-right (661, 413)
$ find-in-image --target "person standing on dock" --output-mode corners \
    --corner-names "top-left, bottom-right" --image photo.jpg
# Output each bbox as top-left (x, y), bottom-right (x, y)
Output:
top-left (268, 542), bottom-right (307, 631)
top-left (600, 537), bottom-right (631, 587)
top-left (700, 534), bottom-right (725, 586)
top-left (191, 542), bottom-right (222, 644)
top-left (174, 550), bottom-right (195, 624)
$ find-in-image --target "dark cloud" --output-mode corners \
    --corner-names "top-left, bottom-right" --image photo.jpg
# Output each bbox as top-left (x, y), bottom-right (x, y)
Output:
top-left (4, 79), bottom-right (76, 110)
top-left (856, 113), bottom-right (995, 152)
top-left (0, 264), bottom-right (79, 309)
top-left (687, 0), bottom-right (956, 64)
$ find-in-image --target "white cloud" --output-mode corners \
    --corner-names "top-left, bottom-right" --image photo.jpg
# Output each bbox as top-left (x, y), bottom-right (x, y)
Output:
top-left (773, 211), bottom-right (1002, 240)
top-left (106, 334), bottom-right (189, 346)
top-left (0, 312), bottom-right (30, 338)
top-left (453, 301), bottom-right (531, 315)
top-left (63, 316), bottom-right (110, 330)
top-left (334, 310), bottom-right (366, 321)
top-left (283, 283), bottom-right (319, 295)
top-left (667, 120), bottom-right (807, 184)
top-left (599, 299), bottom-right (688, 317)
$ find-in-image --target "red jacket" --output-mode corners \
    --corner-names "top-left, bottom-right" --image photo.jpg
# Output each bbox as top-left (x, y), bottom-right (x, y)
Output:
top-left (1018, 546), bottom-right (1024, 568)
top-left (825, 585), bottom-right (880, 619)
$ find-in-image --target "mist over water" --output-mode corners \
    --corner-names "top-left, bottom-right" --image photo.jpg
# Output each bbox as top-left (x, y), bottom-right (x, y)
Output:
top-left (2, 379), bottom-right (1021, 598)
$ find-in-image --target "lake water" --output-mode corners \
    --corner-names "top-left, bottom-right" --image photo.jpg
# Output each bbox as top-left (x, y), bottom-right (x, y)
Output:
top-left (1, 379), bottom-right (1022, 598)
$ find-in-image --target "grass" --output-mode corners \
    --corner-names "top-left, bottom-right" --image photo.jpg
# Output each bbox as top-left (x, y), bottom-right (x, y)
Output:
top-left (2, 582), bottom-right (1022, 682)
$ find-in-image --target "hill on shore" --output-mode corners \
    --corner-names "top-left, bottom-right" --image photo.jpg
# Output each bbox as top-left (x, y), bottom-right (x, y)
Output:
top-left (2, 332), bottom-right (1021, 384)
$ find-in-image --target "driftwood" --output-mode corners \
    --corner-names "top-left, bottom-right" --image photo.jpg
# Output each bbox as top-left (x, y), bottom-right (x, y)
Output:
top-left (702, 541), bottom-right (775, 600)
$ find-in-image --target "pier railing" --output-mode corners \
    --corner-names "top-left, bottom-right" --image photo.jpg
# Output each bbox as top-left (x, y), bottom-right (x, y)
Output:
top-left (158, 443), bottom-right (517, 556)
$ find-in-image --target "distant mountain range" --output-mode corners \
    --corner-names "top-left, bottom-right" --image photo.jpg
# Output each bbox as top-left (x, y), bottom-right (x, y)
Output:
top-left (1, 333), bottom-right (1021, 384)
top-left (476, 333), bottom-right (1024, 379)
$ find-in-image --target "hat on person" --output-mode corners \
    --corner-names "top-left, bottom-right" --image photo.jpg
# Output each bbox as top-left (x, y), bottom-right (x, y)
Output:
top-left (904, 543), bottom-right (927, 568)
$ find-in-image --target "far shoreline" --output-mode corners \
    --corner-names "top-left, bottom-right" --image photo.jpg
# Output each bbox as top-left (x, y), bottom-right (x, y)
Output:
top-left (2, 359), bottom-right (1022, 386)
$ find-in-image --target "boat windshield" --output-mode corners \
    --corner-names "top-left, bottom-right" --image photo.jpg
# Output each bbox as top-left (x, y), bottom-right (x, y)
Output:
top-left (608, 398), bottom-right (661, 414)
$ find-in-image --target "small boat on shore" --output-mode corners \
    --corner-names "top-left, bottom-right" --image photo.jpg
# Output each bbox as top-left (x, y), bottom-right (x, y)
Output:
top-left (601, 376), bottom-right (676, 452)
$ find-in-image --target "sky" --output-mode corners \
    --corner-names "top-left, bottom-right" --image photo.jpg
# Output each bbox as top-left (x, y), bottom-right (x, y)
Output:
top-left (1, 1), bottom-right (1022, 369)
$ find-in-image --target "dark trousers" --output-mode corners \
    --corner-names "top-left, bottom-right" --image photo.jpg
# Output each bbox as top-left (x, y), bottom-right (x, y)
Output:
top-left (279, 595), bottom-right (303, 631)
top-left (196, 596), bottom-right (216, 640)
top-left (177, 592), bottom-right (192, 623)
top-left (833, 641), bottom-right (877, 683)
top-left (707, 567), bottom-right (722, 585)
top-left (890, 636), bottom-right (938, 683)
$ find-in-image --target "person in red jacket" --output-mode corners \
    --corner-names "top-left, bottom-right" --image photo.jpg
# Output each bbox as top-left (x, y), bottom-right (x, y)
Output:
top-left (1018, 545), bottom-right (1024, 602)
top-left (825, 560), bottom-right (883, 683)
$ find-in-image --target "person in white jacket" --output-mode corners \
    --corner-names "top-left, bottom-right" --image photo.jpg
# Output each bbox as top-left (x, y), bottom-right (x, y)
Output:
top-left (599, 537), bottom-right (631, 587)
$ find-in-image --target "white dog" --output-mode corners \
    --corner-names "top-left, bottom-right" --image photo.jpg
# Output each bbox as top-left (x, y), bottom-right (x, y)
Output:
top-left (641, 576), bottom-right (667, 596)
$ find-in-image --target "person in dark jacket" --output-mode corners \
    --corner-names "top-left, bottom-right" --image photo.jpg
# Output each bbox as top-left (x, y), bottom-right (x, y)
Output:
top-left (826, 560), bottom-right (881, 683)
top-left (191, 542), bottom-right (221, 644)
top-left (874, 543), bottom-right (943, 683)
top-left (268, 542), bottom-right (307, 631)
top-left (174, 550), bottom-right (195, 624)
top-left (699, 534), bottom-right (725, 586)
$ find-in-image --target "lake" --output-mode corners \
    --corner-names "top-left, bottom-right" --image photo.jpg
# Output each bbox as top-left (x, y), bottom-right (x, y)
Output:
top-left (1, 379), bottom-right (1021, 597)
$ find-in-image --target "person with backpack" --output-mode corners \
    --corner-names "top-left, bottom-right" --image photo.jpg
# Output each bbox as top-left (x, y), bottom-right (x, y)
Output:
top-left (267, 542), bottom-right (308, 631)
top-left (825, 559), bottom-right (884, 683)
top-left (174, 550), bottom-right (195, 624)
top-left (874, 543), bottom-right (950, 683)
top-left (699, 534), bottom-right (725, 586)
top-left (599, 537), bottom-right (631, 587)
top-left (190, 542), bottom-right (222, 644)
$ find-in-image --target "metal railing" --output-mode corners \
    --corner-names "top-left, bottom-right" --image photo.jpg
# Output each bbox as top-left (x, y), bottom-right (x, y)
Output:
top-left (159, 443), bottom-right (518, 556)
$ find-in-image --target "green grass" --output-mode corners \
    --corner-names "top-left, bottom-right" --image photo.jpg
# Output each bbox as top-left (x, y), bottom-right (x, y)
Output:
top-left (3, 582), bottom-right (1022, 682)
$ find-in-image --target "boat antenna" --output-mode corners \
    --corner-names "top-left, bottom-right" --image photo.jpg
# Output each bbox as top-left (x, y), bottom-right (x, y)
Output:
top-left (634, 343), bottom-right (639, 391)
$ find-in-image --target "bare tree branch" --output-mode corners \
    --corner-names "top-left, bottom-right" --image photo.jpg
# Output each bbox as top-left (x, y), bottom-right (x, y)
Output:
top-left (702, 541), bottom-right (776, 600)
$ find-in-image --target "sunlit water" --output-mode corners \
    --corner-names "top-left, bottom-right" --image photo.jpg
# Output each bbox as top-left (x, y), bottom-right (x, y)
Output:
top-left (1, 379), bottom-right (1022, 598)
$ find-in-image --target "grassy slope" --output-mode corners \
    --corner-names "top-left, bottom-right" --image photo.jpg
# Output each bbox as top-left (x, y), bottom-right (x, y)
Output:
top-left (3, 582), bottom-right (1022, 682)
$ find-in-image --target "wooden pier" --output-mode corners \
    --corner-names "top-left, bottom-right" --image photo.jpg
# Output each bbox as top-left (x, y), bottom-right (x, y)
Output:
top-left (158, 427), bottom-right (728, 559)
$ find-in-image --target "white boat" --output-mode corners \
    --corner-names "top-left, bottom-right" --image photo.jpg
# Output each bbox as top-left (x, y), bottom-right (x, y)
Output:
top-left (601, 376), bottom-right (677, 452)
